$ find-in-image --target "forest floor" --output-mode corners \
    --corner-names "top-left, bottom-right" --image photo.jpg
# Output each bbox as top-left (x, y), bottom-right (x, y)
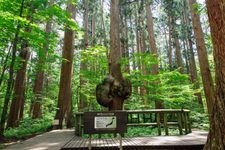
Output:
top-left (2, 129), bottom-right (74, 150)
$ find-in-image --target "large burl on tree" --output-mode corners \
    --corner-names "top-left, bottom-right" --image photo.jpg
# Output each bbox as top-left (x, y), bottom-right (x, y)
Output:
top-left (96, 75), bottom-right (132, 110)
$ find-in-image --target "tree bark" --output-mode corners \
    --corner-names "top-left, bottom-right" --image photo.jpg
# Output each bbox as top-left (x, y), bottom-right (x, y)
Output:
top-left (174, 38), bottom-right (184, 73)
top-left (139, 5), bottom-right (147, 98)
top-left (108, 0), bottom-right (131, 110)
top-left (120, 6), bottom-right (129, 73)
top-left (55, 0), bottom-right (75, 129)
top-left (91, 7), bottom-right (96, 46)
top-left (0, 47), bottom-right (11, 88)
top-left (146, 4), bottom-right (158, 75)
top-left (100, 0), bottom-right (107, 46)
top-left (182, 40), bottom-right (190, 74)
top-left (204, 0), bottom-right (225, 149)
top-left (109, 0), bottom-right (122, 81)
top-left (7, 45), bottom-right (30, 128)
top-left (146, 3), bottom-right (164, 109)
top-left (135, 3), bottom-right (141, 72)
top-left (189, 0), bottom-right (215, 114)
top-left (184, 0), bottom-right (203, 106)
top-left (0, 0), bottom-right (24, 135)
top-left (79, 0), bottom-right (88, 111)
top-left (168, 15), bottom-right (173, 70)
top-left (31, 0), bottom-right (54, 119)
top-left (7, 2), bottom-right (35, 128)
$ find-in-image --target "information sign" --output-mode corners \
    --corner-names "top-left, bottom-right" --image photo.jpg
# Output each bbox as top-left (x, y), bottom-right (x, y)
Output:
top-left (83, 111), bottom-right (127, 134)
top-left (94, 116), bottom-right (117, 129)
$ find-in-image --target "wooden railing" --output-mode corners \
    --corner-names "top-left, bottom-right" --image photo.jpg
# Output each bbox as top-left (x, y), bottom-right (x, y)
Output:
top-left (75, 109), bottom-right (191, 136)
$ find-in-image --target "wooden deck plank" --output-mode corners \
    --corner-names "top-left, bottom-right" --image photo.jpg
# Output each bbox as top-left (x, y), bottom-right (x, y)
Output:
top-left (63, 137), bottom-right (76, 148)
top-left (61, 130), bottom-right (207, 150)
top-left (80, 138), bottom-right (87, 148)
top-left (110, 138), bottom-right (118, 147)
top-left (75, 137), bottom-right (82, 148)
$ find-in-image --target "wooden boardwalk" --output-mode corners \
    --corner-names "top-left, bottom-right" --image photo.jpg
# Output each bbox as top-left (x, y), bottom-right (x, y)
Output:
top-left (61, 130), bottom-right (207, 150)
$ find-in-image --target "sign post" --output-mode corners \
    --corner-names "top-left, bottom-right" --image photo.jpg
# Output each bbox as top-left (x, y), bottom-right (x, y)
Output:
top-left (84, 111), bottom-right (127, 150)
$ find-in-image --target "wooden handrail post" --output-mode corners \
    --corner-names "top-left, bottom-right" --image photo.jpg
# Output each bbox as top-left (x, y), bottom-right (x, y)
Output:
top-left (156, 112), bottom-right (161, 135)
top-left (119, 133), bottom-right (122, 150)
top-left (177, 112), bottom-right (183, 135)
top-left (183, 112), bottom-right (188, 134)
top-left (163, 112), bottom-right (169, 135)
top-left (187, 112), bottom-right (192, 133)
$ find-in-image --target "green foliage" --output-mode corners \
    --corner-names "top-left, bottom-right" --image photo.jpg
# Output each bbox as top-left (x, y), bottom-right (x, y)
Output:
top-left (37, 4), bottom-right (80, 31)
top-left (126, 127), bottom-right (158, 137)
top-left (122, 53), bottom-right (195, 109)
top-left (158, 71), bottom-right (194, 105)
top-left (4, 117), bottom-right (53, 139)
top-left (0, 0), bottom-right (211, 139)
top-left (82, 126), bottom-right (181, 139)
top-left (191, 111), bottom-right (209, 130)
top-left (77, 45), bottom-right (109, 111)
top-left (126, 127), bottom-right (180, 137)
top-left (192, 2), bottom-right (206, 14)
top-left (79, 51), bottom-right (196, 111)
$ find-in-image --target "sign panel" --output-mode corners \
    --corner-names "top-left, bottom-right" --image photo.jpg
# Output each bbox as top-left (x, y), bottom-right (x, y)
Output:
top-left (83, 111), bottom-right (127, 134)
top-left (94, 116), bottom-right (117, 129)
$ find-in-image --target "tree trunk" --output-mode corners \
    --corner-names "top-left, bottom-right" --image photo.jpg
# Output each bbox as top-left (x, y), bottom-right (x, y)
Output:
top-left (100, 0), bottom-right (107, 46)
top-left (7, 45), bottom-right (30, 128)
top-left (55, 0), bottom-right (75, 129)
top-left (168, 16), bottom-right (173, 70)
top-left (0, 47), bottom-right (11, 88)
top-left (91, 8), bottom-right (96, 46)
top-left (135, 4), bottom-right (141, 72)
top-left (174, 38), bottom-right (184, 73)
top-left (108, 0), bottom-right (131, 111)
top-left (182, 40), bottom-right (190, 74)
top-left (139, 6), bottom-right (147, 99)
top-left (183, 0), bottom-right (203, 106)
top-left (145, 3), bottom-right (164, 109)
top-left (31, 0), bottom-right (54, 118)
top-left (129, 13), bottom-right (136, 71)
top-left (79, 0), bottom-right (88, 111)
top-left (120, 7), bottom-right (129, 73)
top-left (189, 0), bottom-right (215, 114)
top-left (7, 2), bottom-right (35, 128)
top-left (146, 4), bottom-right (158, 74)
top-left (0, 0), bottom-right (24, 136)
top-left (204, 0), bottom-right (225, 149)
top-left (109, 0), bottom-right (122, 81)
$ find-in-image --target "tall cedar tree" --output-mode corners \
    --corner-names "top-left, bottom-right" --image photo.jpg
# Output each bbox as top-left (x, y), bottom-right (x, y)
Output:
top-left (79, 0), bottom-right (88, 111)
top-left (139, 2), bottom-right (148, 103)
top-left (109, 0), bottom-right (123, 110)
top-left (7, 3), bottom-right (34, 128)
top-left (0, 0), bottom-right (25, 136)
top-left (184, 0), bottom-right (203, 105)
top-left (104, 0), bottom-right (131, 110)
top-left (54, 0), bottom-right (75, 129)
top-left (189, 0), bottom-right (215, 114)
top-left (31, 0), bottom-right (54, 118)
top-left (146, 2), bottom-right (164, 109)
top-left (204, 0), bottom-right (225, 149)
